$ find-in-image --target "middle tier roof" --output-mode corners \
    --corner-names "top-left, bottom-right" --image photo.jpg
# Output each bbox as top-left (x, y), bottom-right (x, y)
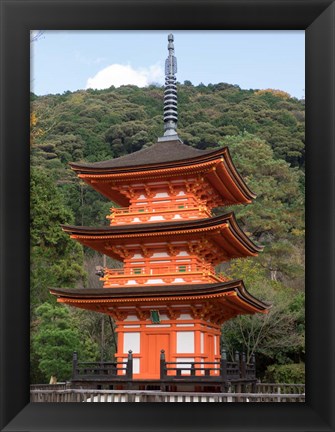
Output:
top-left (62, 212), bottom-right (262, 263)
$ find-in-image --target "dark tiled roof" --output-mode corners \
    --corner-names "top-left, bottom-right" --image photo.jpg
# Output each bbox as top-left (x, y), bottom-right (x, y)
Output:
top-left (61, 212), bottom-right (263, 253)
top-left (50, 280), bottom-right (270, 310)
top-left (70, 140), bottom-right (224, 172)
top-left (62, 212), bottom-right (232, 234)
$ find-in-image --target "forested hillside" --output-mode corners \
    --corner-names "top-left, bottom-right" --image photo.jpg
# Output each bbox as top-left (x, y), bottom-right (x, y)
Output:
top-left (30, 82), bottom-right (305, 384)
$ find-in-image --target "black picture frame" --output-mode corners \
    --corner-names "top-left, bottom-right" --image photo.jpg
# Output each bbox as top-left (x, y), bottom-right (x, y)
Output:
top-left (1, 1), bottom-right (334, 431)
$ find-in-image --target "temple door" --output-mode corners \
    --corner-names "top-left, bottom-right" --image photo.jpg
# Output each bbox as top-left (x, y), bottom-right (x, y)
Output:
top-left (145, 333), bottom-right (170, 378)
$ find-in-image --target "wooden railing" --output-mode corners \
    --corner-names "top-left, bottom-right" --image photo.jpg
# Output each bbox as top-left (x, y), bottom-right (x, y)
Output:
top-left (71, 349), bottom-right (256, 385)
top-left (103, 264), bottom-right (227, 282)
top-left (160, 349), bottom-right (256, 383)
top-left (109, 203), bottom-right (211, 217)
top-left (72, 351), bottom-right (133, 381)
top-left (30, 389), bottom-right (305, 403)
top-left (111, 205), bottom-right (199, 214)
top-left (68, 350), bottom-right (305, 397)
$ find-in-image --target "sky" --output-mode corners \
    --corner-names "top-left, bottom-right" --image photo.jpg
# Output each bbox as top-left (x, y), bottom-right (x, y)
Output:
top-left (31, 30), bottom-right (305, 99)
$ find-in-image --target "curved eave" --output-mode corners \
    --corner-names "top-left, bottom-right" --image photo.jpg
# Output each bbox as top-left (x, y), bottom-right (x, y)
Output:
top-left (70, 146), bottom-right (256, 206)
top-left (207, 148), bottom-right (256, 203)
top-left (76, 159), bottom-right (220, 207)
top-left (225, 212), bottom-right (263, 254)
top-left (50, 279), bottom-right (270, 315)
top-left (61, 212), bottom-right (262, 261)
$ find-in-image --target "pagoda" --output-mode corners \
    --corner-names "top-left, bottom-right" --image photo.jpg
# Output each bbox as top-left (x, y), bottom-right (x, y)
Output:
top-left (50, 34), bottom-right (268, 383)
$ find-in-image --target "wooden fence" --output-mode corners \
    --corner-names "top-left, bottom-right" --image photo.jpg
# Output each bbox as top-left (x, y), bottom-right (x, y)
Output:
top-left (30, 383), bottom-right (68, 391)
top-left (30, 388), bottom-right (305, 403)
top-left (72, 351), bottom-right (133, 381)
top-left (255, 383), bottom-right (305, 395)
top-left (160, 349), bottom-right (255, 383)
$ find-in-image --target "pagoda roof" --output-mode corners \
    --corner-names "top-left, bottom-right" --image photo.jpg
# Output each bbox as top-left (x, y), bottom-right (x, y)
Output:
top-left (69, 141), bottom-right (256, 206)
top-left (50, 280), bottom-right (270, 318)
top-left (50, 280), bottom-right (268, 308)
top-left (70, 140), bottom-right (225, 173)
top-left (61, 212), bottom-right (262, 262)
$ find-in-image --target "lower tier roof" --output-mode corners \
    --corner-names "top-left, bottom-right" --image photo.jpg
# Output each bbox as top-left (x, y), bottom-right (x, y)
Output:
top-left (50, 280), bottom-right (270, 323)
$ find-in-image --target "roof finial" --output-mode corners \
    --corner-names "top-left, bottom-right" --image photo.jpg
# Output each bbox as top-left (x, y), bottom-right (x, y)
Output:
top-left (158, 33), bottom-right (181, 143)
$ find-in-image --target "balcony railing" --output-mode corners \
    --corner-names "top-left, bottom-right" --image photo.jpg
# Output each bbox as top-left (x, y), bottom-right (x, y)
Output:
top-left (107, 203), bottom-right (212, 222)
top-left (111, 205), bottom-right (211, 214)
top-left (102, 264), bottom-right (228, 284)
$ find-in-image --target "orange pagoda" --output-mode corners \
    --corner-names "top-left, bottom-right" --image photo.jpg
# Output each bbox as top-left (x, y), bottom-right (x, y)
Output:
top-left (50, 34), bottom-right (268, 387)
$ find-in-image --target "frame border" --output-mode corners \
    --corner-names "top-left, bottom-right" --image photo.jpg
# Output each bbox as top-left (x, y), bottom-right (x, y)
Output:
top-left (1, 1), bottom-right (334, 431)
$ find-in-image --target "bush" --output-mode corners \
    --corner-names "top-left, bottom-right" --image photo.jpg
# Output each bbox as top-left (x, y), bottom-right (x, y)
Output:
top-left (264, 363), bottom-right (305, 383)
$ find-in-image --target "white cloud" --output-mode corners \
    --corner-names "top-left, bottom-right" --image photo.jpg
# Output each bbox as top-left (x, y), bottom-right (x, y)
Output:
top-left (86, 63), bottom-right (164, 89)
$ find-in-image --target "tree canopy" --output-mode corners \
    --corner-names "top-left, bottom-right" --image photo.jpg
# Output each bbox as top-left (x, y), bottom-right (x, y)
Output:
top-left (31, 303), bottom-right (99, 382)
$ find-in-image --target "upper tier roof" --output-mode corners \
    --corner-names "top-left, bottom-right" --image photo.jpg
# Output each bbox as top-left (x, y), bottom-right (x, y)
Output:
top-left (70, 140), bottom-right (222, 173)
top-left (69, 140), bottom-right (256, 207)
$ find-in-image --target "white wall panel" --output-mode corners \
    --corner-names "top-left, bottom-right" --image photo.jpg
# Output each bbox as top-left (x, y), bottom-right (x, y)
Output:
top-left (123, 332), bottom-right (140, 353)
top-left (200, 332), bottom-right (204, 354)
top-left (133, 358), bottom-right (140, 374)
top-left (176, 332), bottom-right (195, 353)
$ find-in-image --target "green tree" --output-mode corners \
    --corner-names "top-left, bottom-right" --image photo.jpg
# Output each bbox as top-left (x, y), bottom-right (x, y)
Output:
top-left (217, 133), bottom-right (304, 284)
top-left (221, 259), bottom-right (305, 378)
top-left (264, 363), bottom-right (305, 384)
top-left (30, 167), bottom-right (86, 314)
top-left (31, 303), bottom-right (99, 382)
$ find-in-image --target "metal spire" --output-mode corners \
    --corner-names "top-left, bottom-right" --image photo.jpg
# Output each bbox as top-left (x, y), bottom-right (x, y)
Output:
top-left (158, 33), bottom-right (181, 142)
